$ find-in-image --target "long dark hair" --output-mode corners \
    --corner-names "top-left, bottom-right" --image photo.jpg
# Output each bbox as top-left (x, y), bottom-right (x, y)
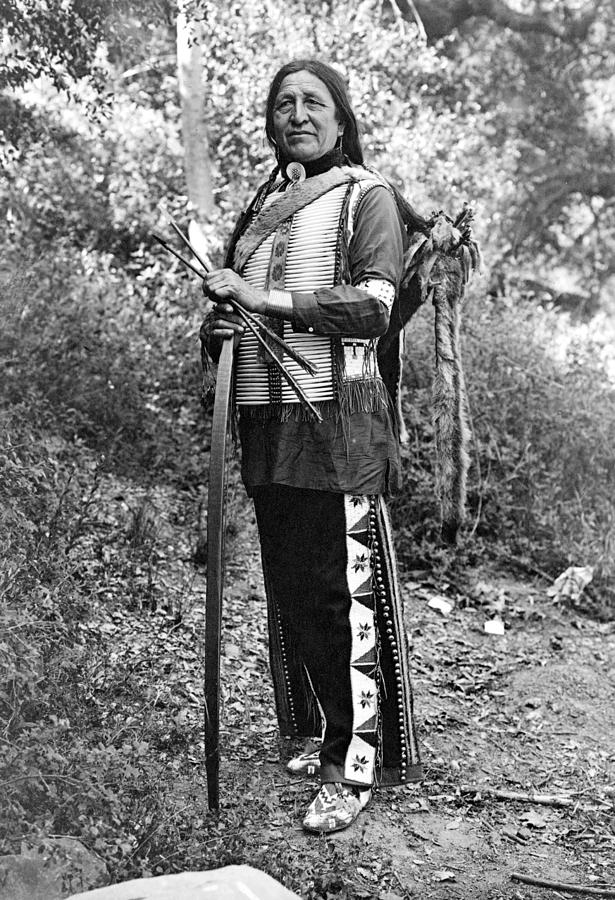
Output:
top-left (265, 59), bottom-right (364, 165)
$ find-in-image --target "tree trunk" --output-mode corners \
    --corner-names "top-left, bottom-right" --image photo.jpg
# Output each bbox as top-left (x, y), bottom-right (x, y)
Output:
top-left (177, 6), bottom-right (216, 562)
top-left (176, 7), bottom-right (215, 223)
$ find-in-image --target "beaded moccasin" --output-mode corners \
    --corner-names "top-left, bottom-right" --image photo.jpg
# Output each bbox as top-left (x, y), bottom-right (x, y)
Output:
top-left (302, 782), bottom-right (371, 834)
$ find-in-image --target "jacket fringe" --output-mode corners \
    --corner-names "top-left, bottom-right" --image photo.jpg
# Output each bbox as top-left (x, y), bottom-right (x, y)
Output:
top-left (238, 376), bottom-right (389, 425)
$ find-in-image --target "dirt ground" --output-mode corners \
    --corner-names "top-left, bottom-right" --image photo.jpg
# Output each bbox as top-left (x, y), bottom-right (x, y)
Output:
top-left (146, 474), bottom-right (615, 899)
top-left (57, 474), bottom-right (615, 899)
top-left (213, 508), bottom-right (615, 899)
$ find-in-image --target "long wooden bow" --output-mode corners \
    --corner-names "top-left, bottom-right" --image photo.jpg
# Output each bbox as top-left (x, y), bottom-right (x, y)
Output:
top-left (153, 219), bottom-right (323, 809)
top-left (203, 335), bottom-right (233, 810)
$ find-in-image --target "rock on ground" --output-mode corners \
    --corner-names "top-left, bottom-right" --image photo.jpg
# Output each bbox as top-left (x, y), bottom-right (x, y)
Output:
top-left (64, 865), bottom-right (300, 899)
top-left (0, 838), bottom-right (107, 900)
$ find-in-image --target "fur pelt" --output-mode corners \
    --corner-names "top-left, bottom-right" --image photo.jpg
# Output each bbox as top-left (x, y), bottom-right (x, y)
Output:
top-left (378, 209), bottom-right (478, 544)
top-left (431, 256), bottom-right (470, 544)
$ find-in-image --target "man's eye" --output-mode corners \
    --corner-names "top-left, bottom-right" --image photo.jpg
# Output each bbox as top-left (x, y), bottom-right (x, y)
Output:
top-left (275, 99), bottom-right (293, 112)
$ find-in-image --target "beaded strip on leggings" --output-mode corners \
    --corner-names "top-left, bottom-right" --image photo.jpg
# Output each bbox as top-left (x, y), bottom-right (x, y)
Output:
top-left (368, 496), bottom-right (411, 781)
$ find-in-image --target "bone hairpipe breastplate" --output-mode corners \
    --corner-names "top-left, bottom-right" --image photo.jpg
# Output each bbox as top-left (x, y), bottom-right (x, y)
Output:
top-left (235, 184), bottom-right (377, 406)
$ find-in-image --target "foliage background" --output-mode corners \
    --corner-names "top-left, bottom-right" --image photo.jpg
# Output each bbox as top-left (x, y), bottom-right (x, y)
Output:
top-left (1, 0), bottom-right (614, 890)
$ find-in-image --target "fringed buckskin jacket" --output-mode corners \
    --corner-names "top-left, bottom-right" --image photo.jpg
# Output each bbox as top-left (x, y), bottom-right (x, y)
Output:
top-left (220, 164), bottom-right (407, 498)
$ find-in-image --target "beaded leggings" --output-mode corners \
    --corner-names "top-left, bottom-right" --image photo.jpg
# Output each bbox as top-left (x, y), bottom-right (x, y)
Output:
top-left (253, 484), bottom-right (422, 787)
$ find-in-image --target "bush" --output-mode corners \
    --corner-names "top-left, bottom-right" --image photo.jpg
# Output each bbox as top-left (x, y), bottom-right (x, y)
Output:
top-left (0, 404), bottom-right (87, 841)
top-left (0, 383), bottom-right (201, 876)
top-left (1, 247), bottom-right (207, 483)
top-left (392, 292), bottom-right (615, 609)
top-left (0, 245), bottom-right (218, 871)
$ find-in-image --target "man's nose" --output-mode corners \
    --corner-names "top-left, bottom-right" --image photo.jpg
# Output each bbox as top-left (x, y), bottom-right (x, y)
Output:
top-left (291, 100), bottom-right (308, 123)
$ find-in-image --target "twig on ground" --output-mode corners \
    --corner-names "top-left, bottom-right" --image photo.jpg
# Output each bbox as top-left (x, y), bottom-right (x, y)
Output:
top-left (461, 784), bottom-right (573, 807)
top-left (127, 803), bottom-right (191, 861)
top-left (511, 872), bottom-right (615, 897)
top-left (0, 773), bottom-right (83, 788)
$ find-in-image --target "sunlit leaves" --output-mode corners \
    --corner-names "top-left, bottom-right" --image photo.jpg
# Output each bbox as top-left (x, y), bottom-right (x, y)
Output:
top-left (0, 0), bottom-right (108, 94)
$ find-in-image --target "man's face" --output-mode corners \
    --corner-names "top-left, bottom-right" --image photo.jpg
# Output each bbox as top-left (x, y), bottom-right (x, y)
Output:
top-left (273, 71), bottom-right (344, 163)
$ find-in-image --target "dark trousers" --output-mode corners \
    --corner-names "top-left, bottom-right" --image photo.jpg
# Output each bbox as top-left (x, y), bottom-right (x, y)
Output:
top-left (253, 484), bottom-right (422, 787)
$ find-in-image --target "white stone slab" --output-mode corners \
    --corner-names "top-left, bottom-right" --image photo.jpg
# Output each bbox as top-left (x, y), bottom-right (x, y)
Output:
top-left (65, 865), bottom-right (301, 900)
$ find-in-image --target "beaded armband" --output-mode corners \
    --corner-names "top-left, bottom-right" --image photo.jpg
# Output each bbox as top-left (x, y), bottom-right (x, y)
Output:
top-left (355, 278), bottom-right (395, 312)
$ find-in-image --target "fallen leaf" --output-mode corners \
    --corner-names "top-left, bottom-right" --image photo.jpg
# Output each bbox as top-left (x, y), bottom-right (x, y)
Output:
top-left (428, 595), bottom-right (454, 615)
top-left (521, 810), bottom-right (547, 829)
top-left (484, 617), bottom-right (505, 635)
top-left (434, 870), bottom-right (456, 882)
top-left (547, 566), bottom-right (593, 602)
top-left (404, 581), bottom-right (423, 592)
top-left (357, 866), bottom-right (378, 881)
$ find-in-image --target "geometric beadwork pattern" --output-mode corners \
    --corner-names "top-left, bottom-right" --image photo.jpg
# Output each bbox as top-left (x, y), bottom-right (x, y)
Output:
top-left (343, 494), bottom-right (378, 786)
top-left (355, 277), bottom-right (395, 312)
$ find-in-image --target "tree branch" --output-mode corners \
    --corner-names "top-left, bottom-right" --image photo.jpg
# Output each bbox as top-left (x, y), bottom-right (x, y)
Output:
top-left (394, 0), bottom-right (600, 42)
top-left (388, 0), bottom-right (427, 40)
top-left (461, 784), bottom-right (574, 807)
top-left (510, 163), bottom-right (615, 252)
top-left (511, 872), bottom-right (615, 898)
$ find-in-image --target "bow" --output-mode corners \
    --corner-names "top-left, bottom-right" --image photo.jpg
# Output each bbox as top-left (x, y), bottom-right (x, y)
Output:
top-left (152, 219), bottom-right (322, 808)
top-left (203, 335), bottom-right (233, 810)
